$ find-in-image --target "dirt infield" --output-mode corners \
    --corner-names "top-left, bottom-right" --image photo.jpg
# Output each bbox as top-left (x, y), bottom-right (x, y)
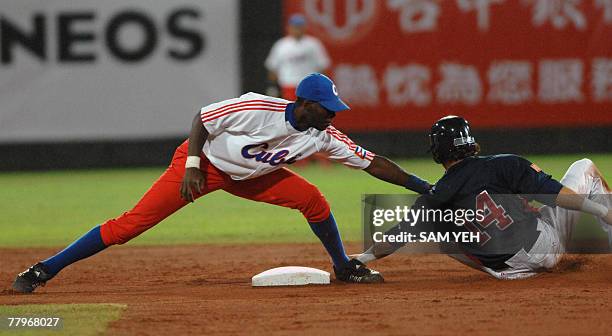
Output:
top-left (1, 244), bottom-right (611, 335)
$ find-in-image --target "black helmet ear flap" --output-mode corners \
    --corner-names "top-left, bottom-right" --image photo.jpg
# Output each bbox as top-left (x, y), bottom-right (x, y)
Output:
top-left (428, 132), bottom-right (442, 164)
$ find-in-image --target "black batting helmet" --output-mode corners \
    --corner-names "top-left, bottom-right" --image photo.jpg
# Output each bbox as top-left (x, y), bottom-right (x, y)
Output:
top-left (429, 116), bottom-right (479, 164)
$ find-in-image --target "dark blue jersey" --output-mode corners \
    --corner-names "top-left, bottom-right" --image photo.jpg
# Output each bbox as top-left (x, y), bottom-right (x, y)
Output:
top-left (422, 154), bottom-right (563, 269)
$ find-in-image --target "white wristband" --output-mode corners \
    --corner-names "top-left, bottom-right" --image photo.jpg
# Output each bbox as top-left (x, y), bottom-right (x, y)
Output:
top-left (185, 156), bottom-right (201, 169)
top-left (580, 198), bottom-right (608, 218)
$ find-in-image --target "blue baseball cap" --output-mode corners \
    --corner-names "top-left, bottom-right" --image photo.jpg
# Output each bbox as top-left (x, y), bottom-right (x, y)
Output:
top-left (296, 73), bottom-right (350, 112)
top-left (288, 14), bottom-right (306, 26)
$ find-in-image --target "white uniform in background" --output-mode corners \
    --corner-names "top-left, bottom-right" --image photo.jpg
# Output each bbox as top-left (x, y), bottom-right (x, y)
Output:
top-left (265, 36), bottom-right (330, 89)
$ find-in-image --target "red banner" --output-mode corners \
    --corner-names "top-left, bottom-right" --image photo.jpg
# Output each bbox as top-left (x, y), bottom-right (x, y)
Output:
top-left (284, 0), bottom-right (612, 131)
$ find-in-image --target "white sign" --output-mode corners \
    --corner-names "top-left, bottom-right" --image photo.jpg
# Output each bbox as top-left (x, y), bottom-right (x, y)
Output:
top-left (0, 0), bottom-right (239, 142)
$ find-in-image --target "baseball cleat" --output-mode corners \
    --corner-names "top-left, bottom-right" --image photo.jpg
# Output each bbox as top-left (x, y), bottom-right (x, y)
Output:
top-left (333, 259), bottom-right (384, 284)
top-left (12, 262), bottom-right (53, 293)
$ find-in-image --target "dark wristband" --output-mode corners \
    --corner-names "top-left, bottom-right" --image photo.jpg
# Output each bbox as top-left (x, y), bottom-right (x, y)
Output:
top-left (405, 174), bottom-right (431, 194)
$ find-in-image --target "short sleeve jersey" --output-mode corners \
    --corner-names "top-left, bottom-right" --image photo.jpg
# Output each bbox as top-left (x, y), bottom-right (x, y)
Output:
top-left (200, 92), bottom-right (374, 180)
top-left (264, 35), bottom-right (330, 87)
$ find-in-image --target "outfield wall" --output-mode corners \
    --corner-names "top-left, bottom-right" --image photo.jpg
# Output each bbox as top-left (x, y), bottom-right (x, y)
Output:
top-left (0, 0), bottom-right (610, 170)
top-left (284, 0), bottom-right (612, 131)
top-left (0, 0), bottom-right (240, 143)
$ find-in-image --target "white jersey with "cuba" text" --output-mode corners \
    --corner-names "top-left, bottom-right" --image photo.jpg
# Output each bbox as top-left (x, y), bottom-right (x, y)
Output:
top-left (200, 92), bottom-right (374, 180)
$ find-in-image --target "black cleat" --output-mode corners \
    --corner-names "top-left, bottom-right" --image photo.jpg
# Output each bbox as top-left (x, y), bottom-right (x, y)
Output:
top-left (334, 259), bottom-right (384, 284)
top-left (12, 263), bottom-right (54, 293)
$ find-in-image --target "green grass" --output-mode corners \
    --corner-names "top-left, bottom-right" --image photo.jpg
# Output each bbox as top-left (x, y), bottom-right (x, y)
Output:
top-left (0, 154), bottom-right (610, 248)
top-left (0, 304), bottom-right (126, 336)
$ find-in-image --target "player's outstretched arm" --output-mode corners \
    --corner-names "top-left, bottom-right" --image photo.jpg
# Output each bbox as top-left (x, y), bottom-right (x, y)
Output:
top-left (364, 155), bottom-right (432, 194)
top-left (556, 186), bottom-right (612, 225)
top-left (180, 111), bottom-right (210, 203)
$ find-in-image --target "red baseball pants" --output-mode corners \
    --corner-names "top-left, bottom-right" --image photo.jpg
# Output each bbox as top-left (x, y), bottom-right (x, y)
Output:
top-left (100, 141), bottom-right (331, 245)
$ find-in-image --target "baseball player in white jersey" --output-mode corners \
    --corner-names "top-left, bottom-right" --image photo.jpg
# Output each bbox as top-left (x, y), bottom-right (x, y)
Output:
top-left (13, 73), bottom-right (433, 293)
top-left (265, 14), bottom-right (330, 100)
top-left (354, 116), bottom-right (612, 280)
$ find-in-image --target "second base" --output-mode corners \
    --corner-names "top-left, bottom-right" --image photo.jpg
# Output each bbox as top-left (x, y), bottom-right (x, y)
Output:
top-left (252, 266), bottom-right (330, 287)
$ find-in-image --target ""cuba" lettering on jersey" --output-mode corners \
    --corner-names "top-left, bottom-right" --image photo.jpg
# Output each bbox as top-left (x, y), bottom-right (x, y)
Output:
top-left (241, 143), bottom-right (300, 166)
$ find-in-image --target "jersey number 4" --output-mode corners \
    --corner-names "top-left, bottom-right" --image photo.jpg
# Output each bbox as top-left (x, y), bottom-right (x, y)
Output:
top-left (464, 191), bottom-right (514, 246)
top-left (475, 190), bottom-right (514, 230)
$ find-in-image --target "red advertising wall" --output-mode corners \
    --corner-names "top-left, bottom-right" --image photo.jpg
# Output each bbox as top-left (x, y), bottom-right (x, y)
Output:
top-left (284, 0), bottom-right (612, 131)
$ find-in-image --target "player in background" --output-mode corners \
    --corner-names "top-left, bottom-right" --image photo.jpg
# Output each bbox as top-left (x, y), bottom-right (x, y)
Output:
top-left (13, 73), bottom-right (433, 293)
top-left (265, 14), bottom-right (330, 100)
top-left (355, 116), bottom-right (612, 280)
